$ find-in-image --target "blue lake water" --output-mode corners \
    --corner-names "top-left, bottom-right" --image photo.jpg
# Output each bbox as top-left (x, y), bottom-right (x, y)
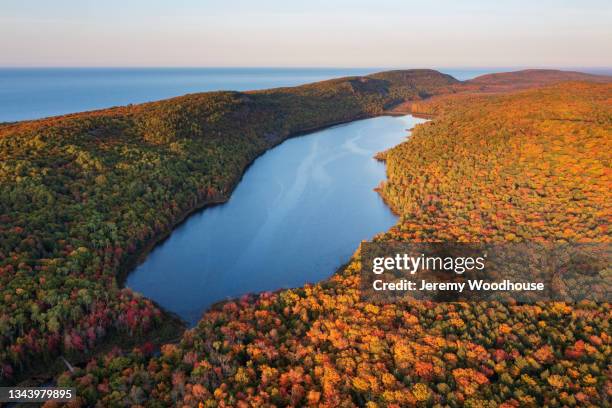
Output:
top-left (0, 67), bottom-right (524, 122)
top-left (127, 114), bottom-right (426, 325)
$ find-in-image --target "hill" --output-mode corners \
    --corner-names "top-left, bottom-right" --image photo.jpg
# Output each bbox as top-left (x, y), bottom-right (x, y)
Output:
top-left (463, 69), bottom-right (612, 92)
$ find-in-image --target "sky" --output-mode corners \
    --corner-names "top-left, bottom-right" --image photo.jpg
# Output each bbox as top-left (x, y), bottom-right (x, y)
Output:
top-left (1, 0), bottom-right (611, 68)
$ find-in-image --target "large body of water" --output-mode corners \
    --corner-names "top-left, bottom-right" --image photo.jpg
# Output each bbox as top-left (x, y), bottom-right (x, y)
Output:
top-left (0, 67), bottom-right (526, 122)
top-left (127, 114), bottom-right (426, 325)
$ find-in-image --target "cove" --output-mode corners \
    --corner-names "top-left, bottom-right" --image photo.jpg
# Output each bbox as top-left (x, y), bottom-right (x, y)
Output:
top-left (126, 114), bottom-right (427, 325)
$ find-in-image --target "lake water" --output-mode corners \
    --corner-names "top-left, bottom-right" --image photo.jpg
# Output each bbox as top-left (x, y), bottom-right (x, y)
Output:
top-left (127, 114), bottom-right (426, 325)
top-left (0, 67), bottom-right (516, 122)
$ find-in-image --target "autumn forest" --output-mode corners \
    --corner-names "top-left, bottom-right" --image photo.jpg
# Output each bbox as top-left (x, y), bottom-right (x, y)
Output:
top-left (1, 69), bottom-right (611, 407)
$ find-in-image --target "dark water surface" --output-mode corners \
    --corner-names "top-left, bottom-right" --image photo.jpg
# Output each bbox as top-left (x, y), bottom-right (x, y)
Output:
top-left (127, 114), bottom-right (426, 325)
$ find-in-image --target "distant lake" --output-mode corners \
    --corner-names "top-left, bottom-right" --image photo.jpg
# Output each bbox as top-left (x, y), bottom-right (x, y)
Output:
top-left (127, 114), bottom-right (427, 325)
top-left (0, 67), bottom-right (534, 122)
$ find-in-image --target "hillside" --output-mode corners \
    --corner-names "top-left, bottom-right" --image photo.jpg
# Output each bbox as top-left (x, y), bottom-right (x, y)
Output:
top-left (383, 82), bottom-right (611, 242)
top-left (0, 69), bottom-right (457, 384)
top-left (53, 82), bottom-right (611, 406)
top-left (386, 69), bottom-right (612, 115)
top-left (463, 69), bottom-right (612, 92)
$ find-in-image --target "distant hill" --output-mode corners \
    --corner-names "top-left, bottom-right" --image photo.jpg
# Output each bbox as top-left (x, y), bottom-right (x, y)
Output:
top-left (463, 68), bottom-right (612, 92)
top-left (369, 69), bottom-right (460, 91)
top-left (378, 68), bottom-right (612, 114)
top-left (404, 69), bottom-right (612, 115)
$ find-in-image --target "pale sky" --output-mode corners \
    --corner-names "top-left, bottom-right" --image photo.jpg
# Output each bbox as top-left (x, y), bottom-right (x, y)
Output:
top-left (1, 0), bottom-right (610, 67)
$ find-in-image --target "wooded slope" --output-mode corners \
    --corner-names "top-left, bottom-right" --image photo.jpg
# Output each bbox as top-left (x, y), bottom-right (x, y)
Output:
top-left (53, 82), bottom-right (611, 407)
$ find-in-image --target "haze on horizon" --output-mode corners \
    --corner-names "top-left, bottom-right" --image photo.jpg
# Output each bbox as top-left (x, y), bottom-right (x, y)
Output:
top-left (1, 0), bottom-right (611, 68)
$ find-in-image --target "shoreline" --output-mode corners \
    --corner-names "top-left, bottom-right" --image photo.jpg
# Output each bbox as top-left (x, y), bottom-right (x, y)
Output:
top-left (116, 110), bottom-right (411, 290)
top-left (117, 112), bottom-right (376, 286)
top-left (118, 111), bottom-right (424, 323)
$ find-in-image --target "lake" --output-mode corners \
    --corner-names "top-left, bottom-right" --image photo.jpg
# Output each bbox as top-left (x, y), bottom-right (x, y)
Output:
top-left (127, 114), bottom-right (427, 325)
top-left (0, 67), bottom-right (514, 122)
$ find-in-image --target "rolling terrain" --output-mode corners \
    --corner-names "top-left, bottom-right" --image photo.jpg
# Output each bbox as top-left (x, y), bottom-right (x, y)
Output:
top-left (52, 80), bottom-right (611, 407)
top-left (0, 69), bottom-right (610, 406)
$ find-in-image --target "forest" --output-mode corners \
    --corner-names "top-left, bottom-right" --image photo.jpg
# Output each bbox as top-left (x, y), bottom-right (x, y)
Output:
top-left (0, 70), bottom-right (610, 407)
top-left (0, 69), bottom-right (458, 384)
top-left (44, 81), bottom-right (610, 407)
